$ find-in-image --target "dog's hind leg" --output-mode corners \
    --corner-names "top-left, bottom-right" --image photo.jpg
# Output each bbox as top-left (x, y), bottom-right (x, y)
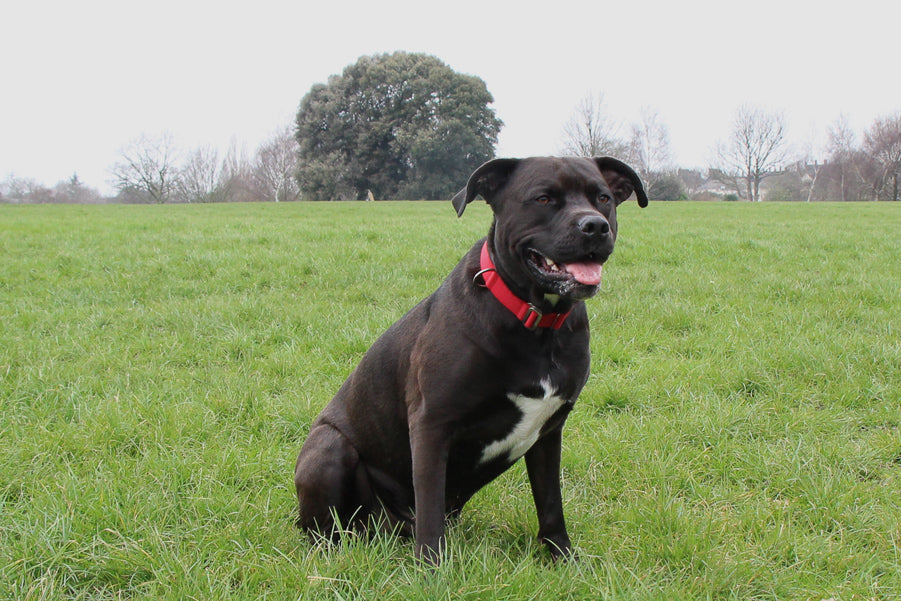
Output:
top-left (294, 423), bottom-right (373, 542)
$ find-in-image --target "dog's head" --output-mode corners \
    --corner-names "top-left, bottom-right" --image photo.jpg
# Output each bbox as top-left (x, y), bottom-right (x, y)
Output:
top-left (453, 157), bottom-right (647, 303)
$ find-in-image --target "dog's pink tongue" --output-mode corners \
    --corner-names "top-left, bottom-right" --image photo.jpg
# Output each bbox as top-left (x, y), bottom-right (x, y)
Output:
top-left (563, 262), bottom-right (603, 286)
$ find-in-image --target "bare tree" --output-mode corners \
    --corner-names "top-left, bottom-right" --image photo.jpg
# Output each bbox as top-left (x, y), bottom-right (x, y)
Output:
top-left (827, 114), bottom-right (857, 202)
top-left (795, 134), bottom-right (825, 203)
top-left (713, 105), bottom-right (789, 202)
top-left (110, 133), bottom-right (179, 203)
top-left (561, 92), bottom-right (628, 158)
top-left (628, 107), bottom-right (673, 173)
top-left (862, 112), bottom-right (901, 201)
top-left (175, 146), bottom-right (224, 203)
top-left (1, 175), bottom-right (47, 203)
top-left (626, 107), bottom-right (676, 197)
top-left (252, 126), bottom-right (301, 202)
top-left (801, 163), bottom-right (823, 204)
top-left (218, 139), bottom-right (256, 203)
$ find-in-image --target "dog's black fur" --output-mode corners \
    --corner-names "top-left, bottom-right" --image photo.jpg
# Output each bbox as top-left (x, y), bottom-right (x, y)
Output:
top-left (295, 156), bottom-right (647, 563)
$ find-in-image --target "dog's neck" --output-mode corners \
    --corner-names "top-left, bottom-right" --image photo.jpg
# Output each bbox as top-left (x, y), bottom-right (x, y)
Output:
top-left (476, 241), bottom-right (573, 330)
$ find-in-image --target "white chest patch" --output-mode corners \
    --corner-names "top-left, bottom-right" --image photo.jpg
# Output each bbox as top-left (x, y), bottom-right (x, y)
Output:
top-left (479, 378), bottom-right (566, 465)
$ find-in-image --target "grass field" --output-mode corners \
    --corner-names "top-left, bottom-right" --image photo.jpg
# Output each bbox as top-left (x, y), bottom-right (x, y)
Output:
top-left (1, 200), bottom-right (899, 600)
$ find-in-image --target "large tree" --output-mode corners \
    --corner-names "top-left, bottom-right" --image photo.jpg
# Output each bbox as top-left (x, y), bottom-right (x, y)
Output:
top-left (295, 52), bottom-right (503, 200)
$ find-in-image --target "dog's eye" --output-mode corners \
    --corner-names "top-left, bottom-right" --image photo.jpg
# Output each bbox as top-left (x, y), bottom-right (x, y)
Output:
top-left (535, 195), bottom-right (554, 205)
top-left (597, 193), bottom-right (612, 204)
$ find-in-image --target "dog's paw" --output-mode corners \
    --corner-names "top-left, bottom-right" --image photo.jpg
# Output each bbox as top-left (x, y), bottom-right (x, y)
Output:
top-left (541, 536), bottom-right (577, 562)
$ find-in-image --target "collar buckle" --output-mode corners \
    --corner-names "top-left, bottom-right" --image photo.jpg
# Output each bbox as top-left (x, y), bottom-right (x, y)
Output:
top-left (522, 305), bottom-right (543, 330)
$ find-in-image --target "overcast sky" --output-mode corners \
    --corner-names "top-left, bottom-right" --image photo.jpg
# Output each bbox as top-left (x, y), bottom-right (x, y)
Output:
top-left (2, 0), bottom-right (898, 194)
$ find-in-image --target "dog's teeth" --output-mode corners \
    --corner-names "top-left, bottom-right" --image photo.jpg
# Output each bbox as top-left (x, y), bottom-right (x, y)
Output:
top-left (545, 258), bottom-right (556, 268)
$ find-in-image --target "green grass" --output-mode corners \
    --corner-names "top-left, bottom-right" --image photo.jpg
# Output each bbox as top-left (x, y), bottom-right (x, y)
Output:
top-left (1, 201), bottom-right (899, 600)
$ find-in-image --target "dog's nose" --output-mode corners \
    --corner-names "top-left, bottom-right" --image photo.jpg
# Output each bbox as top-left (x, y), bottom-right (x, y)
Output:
top-left (577, 215), bottom-right (610, 238)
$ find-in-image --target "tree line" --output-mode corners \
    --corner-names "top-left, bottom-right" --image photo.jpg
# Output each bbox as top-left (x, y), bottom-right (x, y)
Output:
top-left (562, 95), bottom-right (901, 202)
top-left (1, 127), bottom-right (300, 205)
top-left (3, 52), bottom-right (899, 204)
top-left (713, 109), bottom-right (901, 202)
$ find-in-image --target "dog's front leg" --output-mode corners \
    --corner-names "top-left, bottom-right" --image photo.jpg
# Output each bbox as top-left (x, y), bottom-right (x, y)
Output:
top-left (410, 421), bottom-right (450, 565)
top-left (525, 429), bottom-right (573, 559)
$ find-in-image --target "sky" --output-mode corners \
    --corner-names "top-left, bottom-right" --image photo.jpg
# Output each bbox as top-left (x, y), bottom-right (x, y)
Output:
top-left (2, 0), bottom-right (898, 195)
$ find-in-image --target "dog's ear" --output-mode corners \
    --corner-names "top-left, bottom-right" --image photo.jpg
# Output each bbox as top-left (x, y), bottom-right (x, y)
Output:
top-left (452, 159), bottom-right (520, 217)
top-left (593, 157), bottom-right (649, 208)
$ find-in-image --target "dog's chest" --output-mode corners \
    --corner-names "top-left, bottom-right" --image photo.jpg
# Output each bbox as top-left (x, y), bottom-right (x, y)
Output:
top-left (479, 377), bottom-right (568, 465)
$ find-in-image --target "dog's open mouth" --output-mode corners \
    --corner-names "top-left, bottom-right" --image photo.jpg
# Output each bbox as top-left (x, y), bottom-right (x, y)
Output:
top-left (528, 250), bottom-right (604, 287)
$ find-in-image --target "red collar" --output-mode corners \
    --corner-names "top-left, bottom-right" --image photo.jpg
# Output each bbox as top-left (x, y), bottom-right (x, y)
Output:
top-left (476, 242), bottom-right (572, 330)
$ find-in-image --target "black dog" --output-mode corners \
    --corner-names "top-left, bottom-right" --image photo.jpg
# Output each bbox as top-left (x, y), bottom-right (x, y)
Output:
top-left (295, 157), bottom-right (648, 563)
